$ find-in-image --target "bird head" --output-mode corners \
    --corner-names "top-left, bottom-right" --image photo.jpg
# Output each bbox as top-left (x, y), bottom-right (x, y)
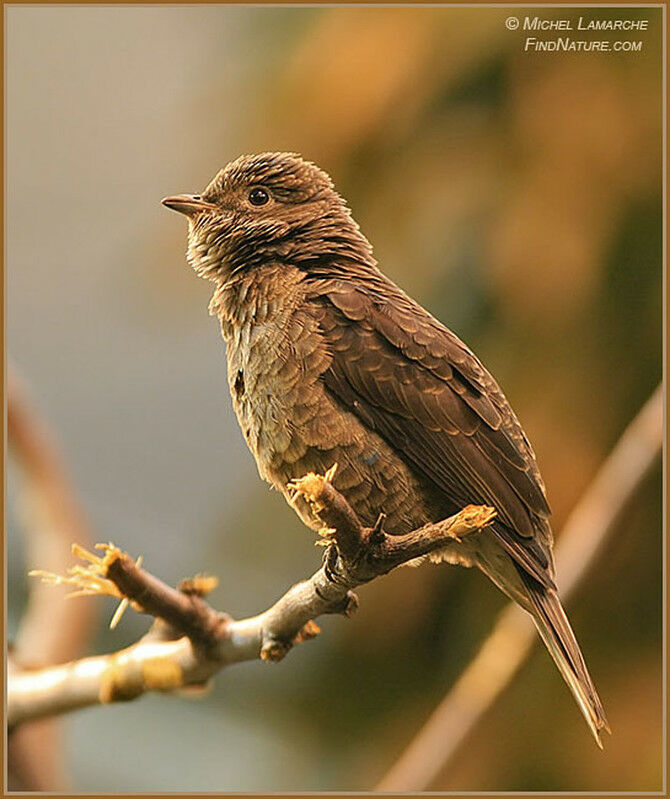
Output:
top-left (162, 152), bottom-right (374, 282)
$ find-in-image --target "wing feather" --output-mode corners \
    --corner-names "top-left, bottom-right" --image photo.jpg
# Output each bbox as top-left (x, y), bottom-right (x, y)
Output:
top-left (312, 277), bottom-right (555, 586)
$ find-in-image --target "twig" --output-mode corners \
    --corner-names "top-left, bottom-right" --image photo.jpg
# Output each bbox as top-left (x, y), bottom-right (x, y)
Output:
top-left (8, 473), bottom-right (496, 728)
top-left (375, 383), bottom-right (663, 791)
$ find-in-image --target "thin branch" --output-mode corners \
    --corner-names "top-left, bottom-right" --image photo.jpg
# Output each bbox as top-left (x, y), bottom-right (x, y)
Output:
top-left (375, 383), bottom-right (663, 792)
top-left (8, 472), bottom-right (496, 728)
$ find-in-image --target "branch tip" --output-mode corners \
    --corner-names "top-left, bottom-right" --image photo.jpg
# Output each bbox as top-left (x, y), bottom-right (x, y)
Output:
top-left (260, 640), bottom-right (291, 662)
top-left (342, 591), bottom-right (359, 617)
top-left (293, 620), bottom-right (321, 644)
top-left (287, 462), bottom-right (339, 512)
top-left (109, 598), bottom-right (129, 630)
top-left (447, 505), bottom-right (496, 541)
top-left (371, 512), bottom-right (387, 541)
top-left (178, 575), bottom-right (219, 597)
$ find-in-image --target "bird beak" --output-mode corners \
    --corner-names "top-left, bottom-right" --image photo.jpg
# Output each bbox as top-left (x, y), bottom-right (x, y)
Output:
top-left (161, 194), bottom-right (217, 217)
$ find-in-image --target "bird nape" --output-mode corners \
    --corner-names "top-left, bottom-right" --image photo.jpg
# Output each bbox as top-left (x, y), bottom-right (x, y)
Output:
top-left (163, 151), bottom-right (609, 746)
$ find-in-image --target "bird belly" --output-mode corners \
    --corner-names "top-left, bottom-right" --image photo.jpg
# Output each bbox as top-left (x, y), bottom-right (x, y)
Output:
top-left (224, 314), bottom-right (442, 538)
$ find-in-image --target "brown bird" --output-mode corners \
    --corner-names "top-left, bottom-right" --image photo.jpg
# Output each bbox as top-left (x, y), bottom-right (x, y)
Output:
top-left (163, 152), bottom-right (609, 744)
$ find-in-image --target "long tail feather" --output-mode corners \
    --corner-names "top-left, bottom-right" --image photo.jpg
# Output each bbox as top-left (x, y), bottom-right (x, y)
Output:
top-left (517, 567), bottom-right (610, 745)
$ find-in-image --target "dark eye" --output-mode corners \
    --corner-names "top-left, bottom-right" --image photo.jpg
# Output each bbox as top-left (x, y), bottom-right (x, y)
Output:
top-left (248, 187), bottom-right (269, 206)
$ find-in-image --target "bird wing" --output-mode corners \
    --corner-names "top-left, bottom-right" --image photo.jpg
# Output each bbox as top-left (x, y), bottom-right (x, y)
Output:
top-left (308, 275), bottom-right (556, 588)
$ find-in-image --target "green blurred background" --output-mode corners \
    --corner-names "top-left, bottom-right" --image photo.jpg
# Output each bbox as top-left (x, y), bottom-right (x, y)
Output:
top-left (6, 5), bottom-right (663, 791)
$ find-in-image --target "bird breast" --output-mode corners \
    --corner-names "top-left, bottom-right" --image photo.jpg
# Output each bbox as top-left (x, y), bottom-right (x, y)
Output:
top-left (215, 266), bottom-right (332, 486)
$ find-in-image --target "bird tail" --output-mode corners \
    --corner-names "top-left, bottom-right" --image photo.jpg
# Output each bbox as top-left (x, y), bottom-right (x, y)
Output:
top-left (517, 568), bottom-right (610, 746)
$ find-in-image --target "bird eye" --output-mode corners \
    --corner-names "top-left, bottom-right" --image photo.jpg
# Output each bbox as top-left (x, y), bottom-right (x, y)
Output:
top-left (248, 187), bottom-right (269, 206)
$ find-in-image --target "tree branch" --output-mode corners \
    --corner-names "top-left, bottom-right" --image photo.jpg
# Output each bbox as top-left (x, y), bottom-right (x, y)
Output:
top-left (8, 470), bottom-right (496, 728)
top-left (375, 383), bottom-right (663, 791)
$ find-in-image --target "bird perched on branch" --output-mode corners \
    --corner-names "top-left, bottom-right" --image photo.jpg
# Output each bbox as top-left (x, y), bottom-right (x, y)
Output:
top-left (163, 152), bottom-right (608, 744)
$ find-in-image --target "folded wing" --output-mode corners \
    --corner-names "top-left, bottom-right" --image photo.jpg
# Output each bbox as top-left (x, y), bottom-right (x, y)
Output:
top-left (309, 276), bottom-right (555, 588)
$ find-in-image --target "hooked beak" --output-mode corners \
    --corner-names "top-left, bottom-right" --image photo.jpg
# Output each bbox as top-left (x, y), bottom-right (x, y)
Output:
top-left (161, 194), bottom-right (217, 217)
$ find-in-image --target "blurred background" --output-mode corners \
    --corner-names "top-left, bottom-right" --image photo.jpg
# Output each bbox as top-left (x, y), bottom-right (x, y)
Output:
top-left (6, 5), bottom-right (663, 792)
